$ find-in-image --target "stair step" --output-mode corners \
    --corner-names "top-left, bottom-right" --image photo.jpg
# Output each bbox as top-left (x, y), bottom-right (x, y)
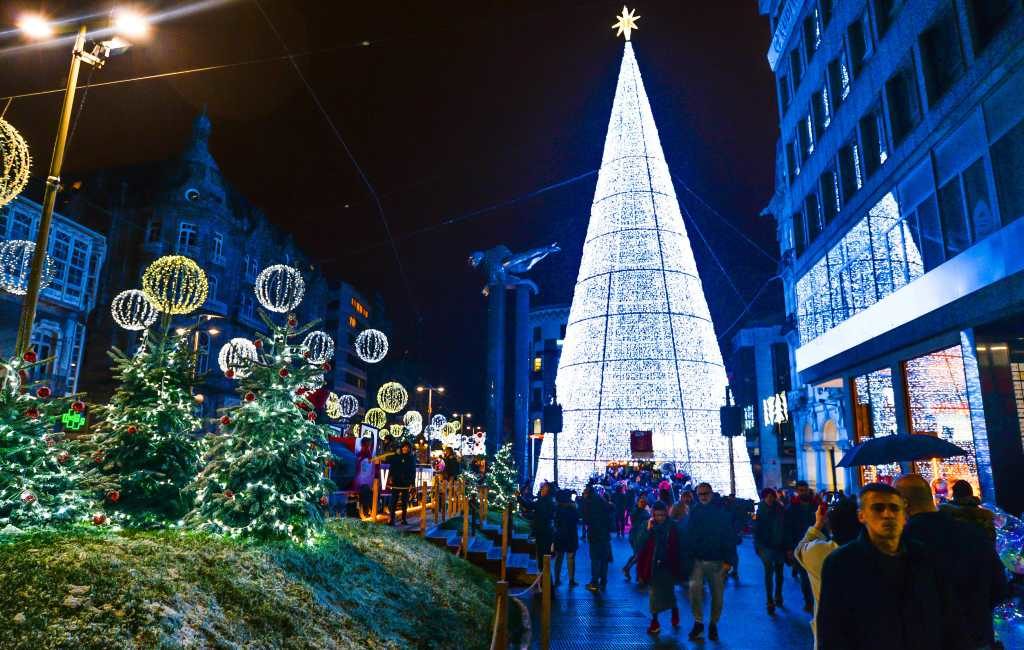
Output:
top-left (467, 536), bottom-right (493, 555)
top-left (486, 547), bottom-right (503, 561)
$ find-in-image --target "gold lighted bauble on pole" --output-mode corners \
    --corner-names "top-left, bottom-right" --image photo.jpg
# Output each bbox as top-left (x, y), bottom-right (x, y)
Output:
top-left (364, 407), bottom-right (387, 429)
top-left (0, 118), bottom-right (31, 208)
top-left (377, 381), bottom-right (409, 414)
top-left (142, 255), bottom-right (208, 315)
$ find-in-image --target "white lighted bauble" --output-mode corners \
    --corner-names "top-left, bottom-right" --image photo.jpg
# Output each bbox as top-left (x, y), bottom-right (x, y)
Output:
top-left (110, 289), bottom-right (159, 331)
top-left (403, 410), bottom-right (422, 428)
top-left (254, 264), bottom-right (305, 313)
top-left (301, 373), bottom-right (325, 391)
top-left (338, 394), bottom-right (360, 419)
top-left (364, 407), bottom-right (387, 429)
top-left (431, 414), bottom-right (447, 429)
top-left (405, 419), bottom-right (423, 436)
top-left (326, 392), bottom-right (343, 420)
top-left (441, 422), bottom-right (457, 438)
top-left (0, 240), bottom-right (54, 295)
top-left (0, 118), bottom-right (31, 208)
top-left (218, 337), bottom-right (258, 378)
top-left (376, 381), bottom-right (408, 414)
top-left (302, 330), bottom-right (334, 364)
top-left (451, 420), bottom-right (462, 434)
top-left (354, 329), bottom-right (388, 364)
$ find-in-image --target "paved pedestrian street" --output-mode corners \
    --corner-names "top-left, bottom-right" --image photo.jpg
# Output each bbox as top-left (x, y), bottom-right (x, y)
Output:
top-left (531, 532), bottom-right (1024, 649)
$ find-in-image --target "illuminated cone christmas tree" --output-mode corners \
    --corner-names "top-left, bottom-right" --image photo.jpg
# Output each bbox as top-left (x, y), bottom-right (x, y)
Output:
top-left (186, 296), bottom-right (334, 542)
top-left (0, 352), bottom-right (87, 527)
top-left (534, 23), bottom-right (756, 498)
top-left (76, 328), bottom-right (202, 528)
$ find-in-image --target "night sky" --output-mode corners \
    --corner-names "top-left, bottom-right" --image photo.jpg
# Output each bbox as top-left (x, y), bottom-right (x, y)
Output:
top-left (0, 0), bottom-right (780, 415)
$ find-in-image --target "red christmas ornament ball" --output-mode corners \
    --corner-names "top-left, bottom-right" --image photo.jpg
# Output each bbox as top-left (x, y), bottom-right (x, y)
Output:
top-left (296, 387), bottom-right (307, 395)
top-left (296, 401), bottom-right (310, 411)
top-left (321, 363), bottom-right (332, 372)
top-left (303, 351), bottom-right (311, 359)
top-left (244, 392), bottom-right (255, 402)
top-left (36, 386), bottom-right (51, 398)
top-left (72, 400), bottom-right (85, 412)
top-left (92, 513), bottom-right (106, 526)
top-left (319, 495), bottom-right (329, 507)
top-left (57, 451), bottom-right (70, 464)
top-left (25, 407), bottom-right (39, 419)
top-left (92, 452), bottom-right (105, 464)
top-left (107, 490), bottom-right (121, 503)
top-left (220, 415), bottom-right (231, 426)
top-left (21, 491), bottom-right (36, 504)
top-left (288, 317), bottom-right (297, 327)
top-left (224, 489), bottom-right (234, 500)
top-left (18, 370), bottom-right (28, 381)
top-left (22, 350), bottom-right (36, 363)
top-left (307, 412), bottom-right (317, 422)
top-left (126, 425), bottom-right (138, 435)
top-left (278, 368), bottom-right (289, 378)
top-left (225, 369), bottom-right (235, 379)
top-left (254, 339), bottom-right (262, 349)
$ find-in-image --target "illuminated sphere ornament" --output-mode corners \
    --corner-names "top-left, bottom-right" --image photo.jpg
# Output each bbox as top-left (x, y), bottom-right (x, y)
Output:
top-left (364, 407), bottom-right (387, 429)
top-left (254, 264), bottom-right (305, 313)
top-left (354, 329), bottom-right (388, 364)
top-left (0, 118), bottom-right (31, 208)
top-left (451, 420), bottom-right (462, 434)
top-left (338, 394), bottom-right (360, 419)
top-left (0, 240), bottom-right (54, 295)
top-left (110, 289), bottom-right (159, 331)
top-left (326, 392), bottom-right (343, 420)
top-left (301, 373), bottom-right (325, 391)
top-left (431, 414), bottom-right (447, 429)
top-left (389, 424), bottom-right (404, 438)
top-left (142, 255), bottom-right (208, 315)
top-left (218, 338), bottom-right (258, 378)
top-left (302, 330), bottom-right (334, 364)
top-left (376, 381), bottom-right (408, 414)
top-left (441, 422), bottom-right (457, 438)
top-left (403, 410), bottom-right (422, 430)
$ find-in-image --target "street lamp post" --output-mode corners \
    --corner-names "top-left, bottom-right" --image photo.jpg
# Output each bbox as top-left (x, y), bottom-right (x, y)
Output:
top-left (13, 11), bottom-right (150, 356)
top-left (452, 411), bottom-right (471, 433)
top-left (415, 384), bottom-right (445, 419)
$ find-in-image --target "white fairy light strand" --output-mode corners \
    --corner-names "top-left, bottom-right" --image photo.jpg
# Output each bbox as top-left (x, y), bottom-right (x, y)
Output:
top-left (0, 240), bottom-right (54, 295)
top-left (532, 41), bottom-right (756, 498)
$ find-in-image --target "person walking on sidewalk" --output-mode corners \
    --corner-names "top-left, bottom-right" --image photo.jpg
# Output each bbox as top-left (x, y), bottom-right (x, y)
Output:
top-left (613, 482), bottom-right (628, 538)
top-left (552, 489), bottom-right (579, 587)
top-left (753, 487), bottom-right (787, 614)
top-left (785, 480), bottom-right (818, 613)
top-left (684, 483), bottom-right (736, 642)
top-left (622, 495), bottom-right (651, 581)
top-left (522, 482), bottom-right (556, 564)
top-left (584, 487), bottom-right (614, 592)
top-left (637, 501), bottom-right (685, 635)
top-left (387, 441), bottom-right (417, 526)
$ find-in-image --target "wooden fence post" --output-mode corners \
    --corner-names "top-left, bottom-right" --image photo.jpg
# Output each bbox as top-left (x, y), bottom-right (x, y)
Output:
top-left (420, 482), bottom-right (428, 536)
top-left (542, 554), bottom-right (552, 650)
top-left (461, 486), bottom-right (470, 556)
top-left (370, 478), bottom-right (380, 521)
top-left (480, 486), bottom-right (489, 523)
top-left (500, 506), bottom-right (510, 580)
top-left (493, 581), bottom-right (508, 650)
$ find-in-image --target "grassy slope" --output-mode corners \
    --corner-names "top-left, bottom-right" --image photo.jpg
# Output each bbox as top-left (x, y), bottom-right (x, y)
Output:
top-left (0, 520), bottom-right (494, 649)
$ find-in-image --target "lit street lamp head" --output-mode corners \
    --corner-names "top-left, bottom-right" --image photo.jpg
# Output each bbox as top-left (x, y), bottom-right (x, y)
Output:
top-left (112, 9), bottom-right (150, 39)
top-left (17, 14), bottom-right (54, 39)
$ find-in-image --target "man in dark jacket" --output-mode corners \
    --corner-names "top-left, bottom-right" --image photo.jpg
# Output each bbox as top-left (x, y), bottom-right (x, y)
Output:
top-left (817, 482), bottom-right (970, 650)
top-left (684, 484), bottom-right (737, 642)
top-left (940, 480), bottom-right (996, 542)
top-left (521, 482), bottom-right (556, 563)
top-left (388, 441), bottom-right (417, 525)
top-left (785, 480), bottom-right (817, 612)
top-left (584, 488), bottom-right (614, 592)
top-left (896, 474), bottom-right (1007, 649)
top-left (753, 487), bottom-right (787, 613)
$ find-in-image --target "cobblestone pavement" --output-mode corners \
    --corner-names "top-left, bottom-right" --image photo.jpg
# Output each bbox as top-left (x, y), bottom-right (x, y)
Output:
top-left (531, 532), bottom-right (1023, 649)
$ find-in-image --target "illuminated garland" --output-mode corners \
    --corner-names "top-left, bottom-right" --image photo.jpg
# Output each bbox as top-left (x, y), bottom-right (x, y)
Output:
top-left (254, 264), bottom-right (305, 313)
top-left (110, 289), bottom-right (159, 331)
top-left (0, 118), bottom-right (31, 208)
top-left (302, 330), bottom-right (334, 364)
top-left (218, 338), bottom-right (258, 378)
top-left (0, 240), bottom-right (54, 295)
top-left (376, 381), bottom-right (408, 414)
top-left (355, 329), bottom-right (388, 364)
top-left (142, 255), bottom-right (208, 315)
top-left (364, 407), bottom-right (387, 429)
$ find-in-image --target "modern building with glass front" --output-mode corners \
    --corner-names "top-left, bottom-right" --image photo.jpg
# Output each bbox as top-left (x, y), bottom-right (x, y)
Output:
top-left (758, 0), bottom-right (1024, 512)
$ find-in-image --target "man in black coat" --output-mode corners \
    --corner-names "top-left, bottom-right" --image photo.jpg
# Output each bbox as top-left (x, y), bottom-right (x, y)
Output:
top-left (583, 488), bottom-right (614, 592)
top-left (895, 474), bottom-right (1007, 649)
top-left (817, 482), bottom-right (970, 650)
top-left (785, 480), bottom-right (818, 611)
top-left (388, 441), bottom-right (417, 525)
top-left (684, 484), bottom-right (737, 642)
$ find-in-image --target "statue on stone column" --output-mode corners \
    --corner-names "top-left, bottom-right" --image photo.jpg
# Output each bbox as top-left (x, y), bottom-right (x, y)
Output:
top-left (469, 242), bottom-right (561, 295)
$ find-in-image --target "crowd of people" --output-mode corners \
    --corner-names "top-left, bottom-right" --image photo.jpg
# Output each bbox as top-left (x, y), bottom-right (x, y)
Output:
top-left (516, 464), bottom-right (1014, 649)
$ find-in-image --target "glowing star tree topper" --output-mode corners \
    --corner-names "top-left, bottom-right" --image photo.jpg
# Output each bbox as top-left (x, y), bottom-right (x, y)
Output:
top-left (533, 16), bottom-right (757, 498)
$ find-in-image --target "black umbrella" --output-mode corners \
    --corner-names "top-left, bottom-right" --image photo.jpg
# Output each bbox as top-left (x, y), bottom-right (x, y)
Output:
top-left (835, 434), bottom-right (968, 468)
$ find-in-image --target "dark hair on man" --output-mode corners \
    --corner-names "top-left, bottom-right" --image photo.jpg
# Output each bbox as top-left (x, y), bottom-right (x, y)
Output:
top-left (858, 482), bottom-right (902, 505)
top-left (795, 480), bottom-right (809, 489)
top-left (651, 500), bottom-right (668, 512)
top-left (696, 482), bottom-right (712, 491)
top-left (951, 479), bottom-right (974, 500)
top-left (827, 497), bottom-right (862, 545)
top-left (760, 487), bottom-right (777, 499)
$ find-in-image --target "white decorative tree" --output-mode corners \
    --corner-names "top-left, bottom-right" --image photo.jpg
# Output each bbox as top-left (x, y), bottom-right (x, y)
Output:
top-left (533, 27), bottom-right (757, 498)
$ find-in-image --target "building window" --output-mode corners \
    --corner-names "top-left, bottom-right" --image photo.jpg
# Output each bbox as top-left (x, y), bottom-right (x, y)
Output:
top-left (859, 105), bottom-right (888, 177)
top-left (176, 222), bottom-right (199, 255)
top-left (848, 12), bottom-right (873, 76)
top-left (853, 368), bottom-right (900, 484)
top-left (1011, 362), bottom-right (1024, 450)
top-left (789, 47), bottom-right (803, 88)
top-left (348, 315), bottom-right (357, 328)
top-left (29, 325), bottom-right (59, 382)
top-left (778, 74), bottom-right (791, 111)
top-left (839, 141), bottom-right (863, 201)
top-left (937, 156), bottom-right (997, 259)
top-left (906, 194), bottom-right (946, 272)
top-left (44, 229), bottom-right (91, 307)
top-left (208, 275), bottom-right (218, 302)
top-left (532, 388), bottom-right (541, 407)
top-left (212, 233), bottom-right (224, 263)
top-left (920, 5), bottom-right (966, 106)
top-left (885, 61), bottom-right (922, 146)
top-left (872, 0), bottom-right (903, 38)
top-left (803, 114), bottom-right (815, 160)
top-left (145, 218), bottom-right (161, 243)
top-left (786, 140), bottom-right (800, 181)
top-left (991, 117), bottom-right (1024, 226)
top-left (803, 6), bottom-right (822, 56)
top-left (350, 298), bottom-right (369, 318)
top-left (805, 192), bottom-right (822, 243)
top-left (241, 295), bottom-right (254, 321)
top-left (196, 332), bottom-right (210, 375)
top-left (968, 0), bottom-right (1015, 51)
top-left (533, 418), bottom-right (543, 435)
top-left (533, 356), bottom-right (542, 373)
top-left (821, 168), bottom-right (840, 223)
top-left (812, 86), bottom-right (831, 134)
top-left (244, 255), bottom-right (259, 282)
top-left (792, 210), bottom-right (807, 256)
top-left (904, 345), bottom-right (979, 496)
top-left (533, 326), bottom-right (542, 342)
top-left (827, 53), bottom-right (851, 109)
top-left (796, 193), bottom-right (923, 343)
